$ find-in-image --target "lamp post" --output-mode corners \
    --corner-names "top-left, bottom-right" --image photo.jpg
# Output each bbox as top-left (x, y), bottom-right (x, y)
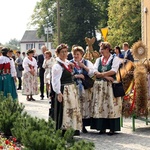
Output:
top-left (44, 26), bottom-right (49, 50)
top-left (46, 26), bottom-right (49, 49)
top-left (57, 0), bottom-right (60, 45)
top-left (44, 17), bottom-right (52, 50)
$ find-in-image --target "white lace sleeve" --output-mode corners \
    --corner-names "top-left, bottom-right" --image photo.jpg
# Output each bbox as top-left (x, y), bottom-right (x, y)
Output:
top-left (86, 60), bottom-right (94, 77)
top-left (10, 59), bottom-right (16, 77)
top-left (52, 64), bottom-right (63, 94)
top-left (94, 58), bottom-right (101, 73)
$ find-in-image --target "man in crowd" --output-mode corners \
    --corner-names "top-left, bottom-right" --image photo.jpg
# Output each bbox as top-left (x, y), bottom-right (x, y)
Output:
top-left (37, 45), bottom-right (47, 100)
top-left (15, 51), bottom-right (23, 90)
top-left (22, 52), bottom-right (26, 60)
top-left (123, 42), bottom-right (134, 62)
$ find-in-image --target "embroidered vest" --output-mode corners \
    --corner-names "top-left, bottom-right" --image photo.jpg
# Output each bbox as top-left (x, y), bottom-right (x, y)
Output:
top-left (98, 56), bottom-right (116, 80)
top-left (0, 63), bottom-right (11, 74)
top-left (70, 59), bottom-right (88, 75)
top-left (58, 62), bottom-right (73, 85)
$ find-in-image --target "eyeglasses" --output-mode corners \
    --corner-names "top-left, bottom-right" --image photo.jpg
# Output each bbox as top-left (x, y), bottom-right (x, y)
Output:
top-left (60, 50), bottom-right (68, 54)
top-left (100, 48), bottom-right (107, 51)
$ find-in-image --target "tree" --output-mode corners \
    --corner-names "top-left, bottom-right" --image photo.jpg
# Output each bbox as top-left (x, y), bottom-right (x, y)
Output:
top-left (107, 0), bottom-right (141, 48)
top-left (60, 0), bottom-right (101, 50)
top-left (30, 0), bottom-right (56, 43)
top-left (4, 38), bottom-right (20, 50)
top-left (30, 0), bottom-right (102, 50)
top-left (95, 0), bottom-right (110, 29)
top-left (30, 0), bottom-right (110, 50)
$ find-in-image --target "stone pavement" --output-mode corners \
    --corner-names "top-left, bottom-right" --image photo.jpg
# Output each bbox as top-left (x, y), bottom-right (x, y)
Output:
top-left (17, 91), bottom-right (150, 150)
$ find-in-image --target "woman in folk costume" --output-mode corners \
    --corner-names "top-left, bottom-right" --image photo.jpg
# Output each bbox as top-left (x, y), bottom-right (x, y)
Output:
top-left (42, 50), bottom-right (56, 98)
top-left (51, 43), bottom-right (82, 136)
top-left (71, 46), bottom-right (94, 133)
top-left (0, 48), bottom-right (17, 100)
top-left (91, 42), bottom-right (122, 135)
top-left (22, 49), bottom-right (38, 101)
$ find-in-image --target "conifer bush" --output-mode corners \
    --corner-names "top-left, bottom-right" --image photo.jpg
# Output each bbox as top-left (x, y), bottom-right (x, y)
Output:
top-left (0, 92), bottom-right (95, 150)
top-left (12, 115), bottom-right (94, 150)
top-left (0, 93), bottom-right (24, 136)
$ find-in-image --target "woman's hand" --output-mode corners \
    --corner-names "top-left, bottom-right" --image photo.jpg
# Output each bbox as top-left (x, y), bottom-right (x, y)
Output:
top-left (57, 93), bottom-right (63, 102)
top-left (69, 62), bottom-right (75, 69)
top-left (104, 76), bottom-right (114, 82)
top-left (94, 72), bottom-right (104, 78)
top-left (45, 65), bottom-right (48, 68)
top-left (74, 74), bottom-right (85, 79)
top-left (78, 61), bottom-right (85, 68)
top-left (14, 77), bottom-right (17, 82)
top-left (30, 69), bottom-right (35, 76)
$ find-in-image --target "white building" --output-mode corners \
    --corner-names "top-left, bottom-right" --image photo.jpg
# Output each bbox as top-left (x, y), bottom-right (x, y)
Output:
top-left (141, 0), bottom-right (150, 58)
top-left (20, 30), bottom-right (55, 55)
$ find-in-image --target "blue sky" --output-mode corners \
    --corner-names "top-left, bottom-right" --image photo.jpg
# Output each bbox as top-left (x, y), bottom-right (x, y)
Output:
top-left (0, 0), bottom-right (39, 44)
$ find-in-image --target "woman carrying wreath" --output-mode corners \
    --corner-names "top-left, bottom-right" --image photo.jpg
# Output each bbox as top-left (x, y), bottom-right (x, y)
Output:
top-left (91, 42), bottom-right (122, 135)
top-left (51, 43), bottom-right (82, 135)
top-left (22, 49), bottom-right (38, 101)
top-left (71, 46), bottom-right (94, 133)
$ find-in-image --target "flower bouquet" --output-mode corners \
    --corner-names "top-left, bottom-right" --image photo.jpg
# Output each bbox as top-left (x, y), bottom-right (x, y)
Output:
top-left (0, 134), bottom-right (22, 150)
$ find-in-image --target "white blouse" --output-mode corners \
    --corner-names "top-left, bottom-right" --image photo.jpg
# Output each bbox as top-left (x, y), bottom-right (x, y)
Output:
top-left (52, 57), bottom-right (72, 94)
top-left (94, 55), bottom-right (121, 73)
top-left (42, 57), bottom-right (56, 74)
top-left (0, 56), bottom-right (16, 77)
top-left (0, 56), bottom-right (11, 65)
top-left (22, 57), bottom-right (37, 73)
top-left (10, 58), bottom-right (17, 77)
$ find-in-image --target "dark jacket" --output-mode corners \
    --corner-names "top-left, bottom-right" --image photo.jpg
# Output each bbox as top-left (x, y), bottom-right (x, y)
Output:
top-left (37, 54), bottom-right (45, 76)
top-left (125, 50), bottom-right (134, 62)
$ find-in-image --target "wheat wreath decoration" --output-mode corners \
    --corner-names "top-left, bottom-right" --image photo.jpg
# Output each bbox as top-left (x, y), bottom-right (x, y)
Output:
top-left (132, 40), bottom-right (147, 60)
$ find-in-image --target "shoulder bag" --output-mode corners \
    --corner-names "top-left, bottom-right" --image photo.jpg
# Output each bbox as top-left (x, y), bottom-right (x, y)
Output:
top-left (82, 75), bottom-right (94, 89)
top-left (112, 64), bottom-right (125, 98)
top-left (18, 64), bottom-right (24, 71)
top-left (81, 59), bottom-right (94, 89)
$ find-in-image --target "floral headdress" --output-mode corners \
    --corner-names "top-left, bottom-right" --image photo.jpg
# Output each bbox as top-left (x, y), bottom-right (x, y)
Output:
top-left (56, 43), bottom-right (68, 52)
top-left (72, 46), bottom-right (84, 54)
top-left (99, 42), bottom-right (111, 50)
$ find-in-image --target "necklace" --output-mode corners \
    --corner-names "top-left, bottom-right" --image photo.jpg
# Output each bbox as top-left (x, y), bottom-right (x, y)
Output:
top-left (102, 57), bottom-right (109, 65)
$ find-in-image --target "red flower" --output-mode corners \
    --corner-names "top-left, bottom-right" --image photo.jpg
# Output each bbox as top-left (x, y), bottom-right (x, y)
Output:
top-left (5, 139), bottom-right (10, 145)
top-left (0, 145), bottom-right (3, 149)
top-left (12, 144), bottom-right (16, 147)
top-left (15, 148), bottom-right (20, 150)
top-left (12, 137), bottom-right (17, 142)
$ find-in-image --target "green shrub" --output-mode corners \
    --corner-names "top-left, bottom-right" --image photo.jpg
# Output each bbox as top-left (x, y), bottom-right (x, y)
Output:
top-left (0, 92), bottom-right (94, 150)
top-left (0, 93), bottom-right (24, 136)
top-left (11, 115), bottom-right (57, 143)
top-left (12, 115), bottom-right (94, 150)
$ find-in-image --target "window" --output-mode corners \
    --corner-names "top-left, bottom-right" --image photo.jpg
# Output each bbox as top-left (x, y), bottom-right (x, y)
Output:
top-left (26, 44), bottom-right (33, 50)
top-left (39, 43), bottom-right (45, 49)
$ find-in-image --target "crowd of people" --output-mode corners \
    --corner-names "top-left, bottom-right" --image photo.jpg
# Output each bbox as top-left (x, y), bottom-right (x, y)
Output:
top-left (0, 41), bottom-right (134, 136)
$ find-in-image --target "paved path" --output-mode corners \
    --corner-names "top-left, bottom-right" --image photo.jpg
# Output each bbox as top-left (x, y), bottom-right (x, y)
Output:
top-left (17, 91), bottom-right (150, 150)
